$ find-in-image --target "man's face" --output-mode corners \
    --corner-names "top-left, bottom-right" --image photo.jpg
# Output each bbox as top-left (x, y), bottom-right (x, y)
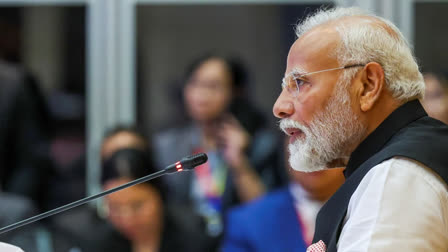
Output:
top-left (273, 27), bottom-right (366, 172)
top-left (184, 58), bottom-right (233, 123)
top-left (104, 179), bottom-right (162, 242)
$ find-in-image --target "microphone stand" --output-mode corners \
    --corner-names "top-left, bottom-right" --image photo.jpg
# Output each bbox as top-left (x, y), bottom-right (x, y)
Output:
top-left (0, 153), bottom-right (207, 235)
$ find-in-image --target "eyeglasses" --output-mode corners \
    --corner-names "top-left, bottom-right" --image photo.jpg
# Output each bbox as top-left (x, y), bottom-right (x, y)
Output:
top-left (281, 64), bottom-right (365, 97)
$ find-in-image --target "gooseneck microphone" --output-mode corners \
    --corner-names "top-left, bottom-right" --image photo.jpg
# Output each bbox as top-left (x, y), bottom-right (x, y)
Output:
top-left (0, 153), bottom-right (208, 235)
top-left (164, 153), bottom-right (208, 173)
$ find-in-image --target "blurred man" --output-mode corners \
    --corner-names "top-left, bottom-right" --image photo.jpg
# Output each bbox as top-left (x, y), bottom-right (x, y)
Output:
top-left (273, 7), bottom-right (448, 251)
top-left (422, 72), bottom-right (448, 124)
top-left (0, 11), bottom-right (50, 205)
top-left (222, 140), bottom-right (345, 251)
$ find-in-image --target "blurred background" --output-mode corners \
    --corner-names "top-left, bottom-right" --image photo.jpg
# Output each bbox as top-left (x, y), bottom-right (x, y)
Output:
top-left (0, 0), bottom-right (447, 251)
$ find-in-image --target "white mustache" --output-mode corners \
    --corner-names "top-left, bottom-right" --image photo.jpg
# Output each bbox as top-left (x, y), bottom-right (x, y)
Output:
top-left (279, 119), bottom-right (307, 136)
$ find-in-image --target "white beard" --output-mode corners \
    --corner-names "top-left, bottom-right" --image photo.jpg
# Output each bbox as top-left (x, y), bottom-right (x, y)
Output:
top-left (279, 84), bottom-right (367, 172)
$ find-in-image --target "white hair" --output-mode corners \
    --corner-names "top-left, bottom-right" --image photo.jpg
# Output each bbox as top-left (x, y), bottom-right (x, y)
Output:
top-left (295, 7), bottom-right (425, 101)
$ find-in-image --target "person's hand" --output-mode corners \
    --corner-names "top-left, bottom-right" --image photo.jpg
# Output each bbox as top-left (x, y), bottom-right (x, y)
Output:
top-left (216, 114), bottom-right (265, 202)
top-left (216, 114), bottom-right (251, 169)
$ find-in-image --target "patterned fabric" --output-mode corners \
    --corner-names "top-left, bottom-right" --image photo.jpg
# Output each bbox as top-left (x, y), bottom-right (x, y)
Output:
top-left (192, 150), bottom-right (228, 236)
top-left (193, 150), bottom-right (228, 212)
top-left (306, 240), bottom-right (326, 252)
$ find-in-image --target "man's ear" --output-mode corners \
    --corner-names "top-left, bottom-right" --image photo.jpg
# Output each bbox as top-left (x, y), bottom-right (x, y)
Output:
top-left (359, 62), bottom-right (385, 112)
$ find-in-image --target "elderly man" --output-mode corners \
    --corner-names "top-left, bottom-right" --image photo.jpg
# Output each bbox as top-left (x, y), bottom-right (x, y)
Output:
top-left (273, 7), bottom-right (448, 252)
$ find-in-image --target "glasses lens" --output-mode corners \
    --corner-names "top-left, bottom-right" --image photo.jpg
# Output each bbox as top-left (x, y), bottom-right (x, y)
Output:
top-left (283, 74), bottom-right (299, 96)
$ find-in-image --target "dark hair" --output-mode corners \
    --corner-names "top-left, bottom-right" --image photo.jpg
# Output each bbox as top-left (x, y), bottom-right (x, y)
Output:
top-left (184, 53), bottom-right (249, 96)
top-left (101, 148), bottom-right (167, 201)
top-left (103, 125), bottom-right (148, 147)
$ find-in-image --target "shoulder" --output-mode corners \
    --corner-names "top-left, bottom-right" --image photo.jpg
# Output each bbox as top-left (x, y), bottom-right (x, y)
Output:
top-left (340, 157), bottom-right (448, 251)
top-left (152, 124), bottom-right (199, 149)
top-left (153, 124), bottom-right (193, 144)
top-left (357, 157), bottom-right (447, 201)
top-left (155, 124), bottom-right (193, 136)
top-left (392, 116), bottom-right (448, 156)
top-left (152, 124), bottom-right (199, 166)
top-left (349, 157), bottom-right (448, 216)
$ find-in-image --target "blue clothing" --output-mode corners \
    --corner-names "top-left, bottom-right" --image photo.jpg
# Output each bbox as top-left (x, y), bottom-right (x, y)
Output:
top-left (222, 187), bottom-right (307, 252)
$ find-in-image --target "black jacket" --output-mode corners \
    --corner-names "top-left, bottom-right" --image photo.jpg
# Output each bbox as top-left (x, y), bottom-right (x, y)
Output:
top-left (313, 100), bottom-right (448, 251)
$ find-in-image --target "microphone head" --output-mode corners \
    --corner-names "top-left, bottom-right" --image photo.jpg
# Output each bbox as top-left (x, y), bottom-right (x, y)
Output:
top-left (180, 153), bottom-right (208, 170)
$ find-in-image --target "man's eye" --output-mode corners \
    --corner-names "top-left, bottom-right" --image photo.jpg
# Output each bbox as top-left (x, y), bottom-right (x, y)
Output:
top-left (293, 77), bottom-right (305, 87)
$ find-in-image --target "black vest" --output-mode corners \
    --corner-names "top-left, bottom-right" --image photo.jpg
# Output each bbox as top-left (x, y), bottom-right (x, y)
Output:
top-left (312, 100), bottom-right (448, 251)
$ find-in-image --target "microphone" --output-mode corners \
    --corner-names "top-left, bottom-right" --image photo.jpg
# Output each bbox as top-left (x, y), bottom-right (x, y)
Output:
top-left (164, 153), bottom-right (209, 173)
top-left (0, 153), bottom-right (208, 235)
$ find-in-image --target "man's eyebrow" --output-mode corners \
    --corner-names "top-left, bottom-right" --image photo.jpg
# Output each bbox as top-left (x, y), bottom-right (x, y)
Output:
top-left (288, 67), bottom-right (307, 76)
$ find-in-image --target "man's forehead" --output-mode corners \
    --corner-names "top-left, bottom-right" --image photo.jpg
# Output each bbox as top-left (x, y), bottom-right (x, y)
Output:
top-left (286, 26), bottom-right (340, 74)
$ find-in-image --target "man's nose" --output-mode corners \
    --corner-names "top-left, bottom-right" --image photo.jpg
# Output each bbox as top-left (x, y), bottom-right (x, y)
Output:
top-left (273, 91), bottom-right (294, 119)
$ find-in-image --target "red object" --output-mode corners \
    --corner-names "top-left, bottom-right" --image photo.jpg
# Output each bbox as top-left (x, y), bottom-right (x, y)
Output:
top-left (175, 162), bottom-right (183, 171)
top-left (306, 240), bottom-right (326, 252)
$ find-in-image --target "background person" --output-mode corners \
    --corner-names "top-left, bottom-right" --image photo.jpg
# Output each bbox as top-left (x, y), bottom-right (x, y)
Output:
top-left (222, 137), bottom-right (345, 252)
top-left (153, 54), bottom-right (284, 239)
top-left (422, 71), bottom-right (448, 124)
top-left (97, 147), bottom-right (208, 252)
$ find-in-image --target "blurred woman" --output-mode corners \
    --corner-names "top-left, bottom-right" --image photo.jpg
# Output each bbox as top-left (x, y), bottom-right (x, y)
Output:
top-left (153, 54), bottom-right (283, 239)
top-left (98, 147), bottom-right (208, 252)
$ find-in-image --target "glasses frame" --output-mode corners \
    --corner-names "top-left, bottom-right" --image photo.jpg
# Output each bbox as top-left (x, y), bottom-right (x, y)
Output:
top-left (281, 64), bottom-right (365, 97)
